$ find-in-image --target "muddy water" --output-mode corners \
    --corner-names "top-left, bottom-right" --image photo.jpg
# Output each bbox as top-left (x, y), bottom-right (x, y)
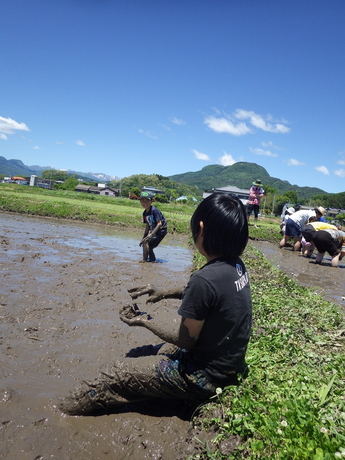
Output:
top-left (2, 214), bottom-right (344, 460)
top-left (252, 240), bottom-right (345, 309)
top-left (0, 213), bottom-right (211, 460)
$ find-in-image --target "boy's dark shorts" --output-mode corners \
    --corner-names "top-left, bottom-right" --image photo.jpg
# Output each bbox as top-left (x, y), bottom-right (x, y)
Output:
top-left (149, 232), bottom-right (166, 248)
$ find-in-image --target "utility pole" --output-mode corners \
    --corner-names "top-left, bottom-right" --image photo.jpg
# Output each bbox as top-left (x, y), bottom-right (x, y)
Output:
top-left (271, 193), bottom-right (276, 216)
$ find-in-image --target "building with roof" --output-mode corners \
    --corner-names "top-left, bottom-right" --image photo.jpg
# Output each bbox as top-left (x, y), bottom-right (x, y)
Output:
top-left (75, 185), bottom-right (120, 196)
top-left (202, 185), bottom-right (250, 205)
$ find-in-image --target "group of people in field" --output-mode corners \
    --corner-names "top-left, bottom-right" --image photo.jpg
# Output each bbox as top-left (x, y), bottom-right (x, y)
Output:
top-left (245, 178), bottom-right (345, 268)
top-left (279, 205), bottom-right (345, 267)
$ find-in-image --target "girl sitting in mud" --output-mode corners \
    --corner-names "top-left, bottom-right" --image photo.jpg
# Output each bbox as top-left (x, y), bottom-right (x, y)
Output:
top-left (59, 193), bottom-right (252, 415)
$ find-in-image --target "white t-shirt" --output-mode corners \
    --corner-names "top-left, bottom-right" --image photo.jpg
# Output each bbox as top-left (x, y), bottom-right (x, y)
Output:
top-left (289, 210), bottom-right (316, 228)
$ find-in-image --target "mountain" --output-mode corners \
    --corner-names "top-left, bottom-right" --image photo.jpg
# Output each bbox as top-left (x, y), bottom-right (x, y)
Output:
top-left (169, 162), bottom-right (328, 200)
top-left (0, 155), bottom-right (329, 200)
top-left (0, 156), bottom-right (119, 182)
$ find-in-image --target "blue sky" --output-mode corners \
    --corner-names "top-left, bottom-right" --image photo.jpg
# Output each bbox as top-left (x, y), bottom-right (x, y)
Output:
top-left (1, 1), bottom-right (345, 193)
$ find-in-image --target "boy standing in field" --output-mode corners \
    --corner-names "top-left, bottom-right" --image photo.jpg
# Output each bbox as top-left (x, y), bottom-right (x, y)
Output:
top-left (59, 193), bottom-right (252, 415)
top-left (139, 191), bottom-right (167, 263)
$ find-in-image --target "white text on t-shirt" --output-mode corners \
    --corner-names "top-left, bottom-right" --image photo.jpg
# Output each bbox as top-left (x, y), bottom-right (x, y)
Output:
top-left (234, 272), bottom-right (249, 292)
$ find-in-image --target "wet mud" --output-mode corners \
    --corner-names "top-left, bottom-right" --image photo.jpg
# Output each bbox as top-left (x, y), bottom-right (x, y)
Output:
top-left (0, 212), bottom-right (217, 460)
top-left (1, 213), bottom-right (344, 459)
top-left (251, 240), bottom-right (345, 309)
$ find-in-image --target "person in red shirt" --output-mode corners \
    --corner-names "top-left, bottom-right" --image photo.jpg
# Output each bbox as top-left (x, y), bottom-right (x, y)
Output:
top-left (246, 179), bottom-right (264, 228)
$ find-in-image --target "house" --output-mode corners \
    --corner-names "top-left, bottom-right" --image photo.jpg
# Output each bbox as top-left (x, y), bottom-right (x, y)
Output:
top-left (140, 186), bottom-right (165, 195)
top-left (203, 185), bottom-right (250, 205)
top-left (75, 185), bottom-right (120, 196)
top-left (176, 195), bottom-right (198, 202)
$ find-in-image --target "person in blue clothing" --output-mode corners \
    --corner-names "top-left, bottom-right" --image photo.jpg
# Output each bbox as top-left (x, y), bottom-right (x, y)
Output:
top-left (58, 193), bottom-right (252, 416)
top-left (139, 191), bottom-right (167, 262)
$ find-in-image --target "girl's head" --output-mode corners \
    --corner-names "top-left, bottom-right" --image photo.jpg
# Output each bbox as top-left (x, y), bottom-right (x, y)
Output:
top-left (191, 193), bottom-right (248, 260)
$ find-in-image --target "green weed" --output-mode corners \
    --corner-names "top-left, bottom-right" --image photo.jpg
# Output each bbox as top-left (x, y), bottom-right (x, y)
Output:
top-left (190, 247), bottom-right (345, 459)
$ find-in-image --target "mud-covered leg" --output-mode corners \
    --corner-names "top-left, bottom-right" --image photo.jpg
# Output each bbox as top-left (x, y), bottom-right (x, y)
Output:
top-left (59, 354), bottom-right (216, 416)
top-left (148, 247), bottom-right (156, 262)
top-left (142, 241), bottom-right (149, 262)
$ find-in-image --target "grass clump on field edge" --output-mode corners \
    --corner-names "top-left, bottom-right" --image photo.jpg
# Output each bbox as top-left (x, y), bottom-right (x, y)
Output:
top-left (190, 247), bottom-right (345, 459)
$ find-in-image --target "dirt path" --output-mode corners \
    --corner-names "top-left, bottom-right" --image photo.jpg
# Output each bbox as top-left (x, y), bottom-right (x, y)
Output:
top-left (0, 213), bottom-right (216, 460)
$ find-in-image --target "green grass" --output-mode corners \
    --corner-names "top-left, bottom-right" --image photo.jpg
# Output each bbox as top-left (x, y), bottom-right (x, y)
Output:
top-left (0, 184), bottom-right (194, 233)
top-left (191, 248), bottom-right (345, 459)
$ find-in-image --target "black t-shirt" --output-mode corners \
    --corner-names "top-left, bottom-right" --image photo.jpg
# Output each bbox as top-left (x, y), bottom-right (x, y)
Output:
top-left (142, 206), bottom-right (167, 235)
top-left (177, 257), bottom-right (252, 384)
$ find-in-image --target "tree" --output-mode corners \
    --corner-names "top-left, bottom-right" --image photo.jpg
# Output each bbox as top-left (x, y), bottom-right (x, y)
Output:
top-left (60, 176), bottom-right (79, 190)
top-left (130, 187), bottom-right (141, 198)
top-left (154, 194), bottom-right (169, 203)
top-left (41, 169), bottom-right (69, 181)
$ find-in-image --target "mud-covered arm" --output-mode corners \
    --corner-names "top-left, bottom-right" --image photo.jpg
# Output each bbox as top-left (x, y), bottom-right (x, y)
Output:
top-left (119, 304), bottom-right (204, 350)
top-left (140, 222), bottom-right (162, 245)
top-left (128, 284), bottom-right (185, 303)
top-left (139, 223), bottom-right (150, 246)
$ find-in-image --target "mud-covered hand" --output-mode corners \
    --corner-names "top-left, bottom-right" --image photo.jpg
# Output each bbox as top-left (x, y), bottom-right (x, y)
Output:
top-left (139, 234), bottom-right (152, 246)
top-left (128, 284), bottom-right (156, 300)
top-left (128, 284), bottom-right (184, 303)
top-left (119, 304), bottom-right (151, 327)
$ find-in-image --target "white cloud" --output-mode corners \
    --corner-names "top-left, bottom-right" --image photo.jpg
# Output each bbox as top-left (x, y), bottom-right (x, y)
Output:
top-left (261, 140), bottom-right (282, 150)
top-left (315, 165), bottom-right (329, 175)
top-left (0, 133), bottom-right (8, 140)
top-left (170, 117), bottom-right (186, 126)
top-left (261, 140), bottom-right (274, 147)
top-left (33, 146), bottom-right (41, 150)
top-left (286, 158), bottom-right (305, 166)
top-left (337, 160), bottom-right (345, 165)
top-left (204, 116), bottom-right (251, 136)
top-left (250, 147), bottom-right (278, 157)
top-left (0, 116), bottom-right (30, 137)
top-left (138, 129), bottom-right (158, 140)
top-left (234, 109), bottom-right (290, 133)
top-left (193, 149), bottom-right (211, 161)
top-left (56, 140), bottom-right (63, 145)
top-left (75, 140), bottom-right (86, 146)
top-left (204, 109), bottom-right (290, 137)
top-left (219, 152), bottom-right (236, 166)
top-left (334, 169), bottom-right (345, 177)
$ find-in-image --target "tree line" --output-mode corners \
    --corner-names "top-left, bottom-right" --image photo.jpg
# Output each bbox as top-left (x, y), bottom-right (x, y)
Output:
top-left (34, 170), bottom-right (345, 214)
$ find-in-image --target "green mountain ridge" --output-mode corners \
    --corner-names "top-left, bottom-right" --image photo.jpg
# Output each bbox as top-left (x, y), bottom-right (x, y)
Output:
top-left (0, 156), bottom-right (330, 201)
top-left (169, 162), bottom-right (328, 201)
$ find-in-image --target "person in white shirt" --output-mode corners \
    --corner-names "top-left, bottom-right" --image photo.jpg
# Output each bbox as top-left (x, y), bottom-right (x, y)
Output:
top-left (279, 207), bottom-right (326, 251)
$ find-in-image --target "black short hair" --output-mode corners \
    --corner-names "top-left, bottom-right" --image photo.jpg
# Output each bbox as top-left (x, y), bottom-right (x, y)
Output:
top-left (191, 193), bottom-right (248, 259)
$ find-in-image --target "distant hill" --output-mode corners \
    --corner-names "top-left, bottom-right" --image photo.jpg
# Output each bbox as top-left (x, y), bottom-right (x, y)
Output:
top-left (0, 156), bottom-right (118, 182)
top-left (169, 162), bottom-right (328, 200)
top-left (0, 156), bottom-right (329, 200)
